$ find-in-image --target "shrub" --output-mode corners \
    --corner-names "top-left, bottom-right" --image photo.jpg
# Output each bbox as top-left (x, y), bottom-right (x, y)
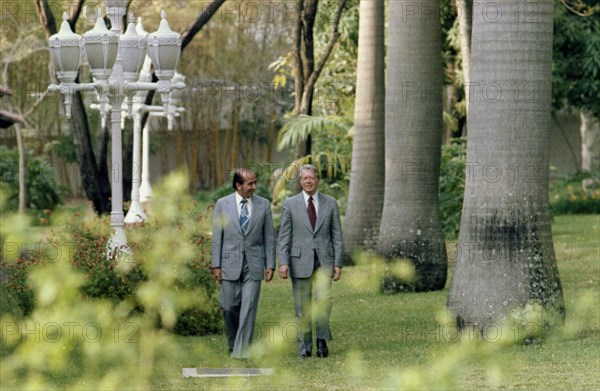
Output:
top-left (0, 256), bottom-right (39, 317)
top-left (0, 146), bottom-right (63, 218)
top-left (2, 189), bottom-right (223, 337)
top-left (439, 138), bottom-right (467, 240)
top-left (173, 261), bottom-right (222, 335)
top-left (549, 171), bottom-right (600, 214)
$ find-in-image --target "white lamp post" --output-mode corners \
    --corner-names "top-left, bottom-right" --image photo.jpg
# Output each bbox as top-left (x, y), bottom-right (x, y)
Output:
top-left (124, 88), bottom-right (185, 224)
top-left (48, 4), bottom-right (183, 256)
top-left (91, 80), bottom-right (185, 225)
top-left (139, 122), bottom-right (153, 203)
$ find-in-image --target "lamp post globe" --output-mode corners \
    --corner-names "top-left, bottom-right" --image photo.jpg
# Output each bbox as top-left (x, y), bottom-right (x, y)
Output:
top-left (82, 11), bottom-right (119, 82)
top-left (48, 13), bottom-right (83, 118)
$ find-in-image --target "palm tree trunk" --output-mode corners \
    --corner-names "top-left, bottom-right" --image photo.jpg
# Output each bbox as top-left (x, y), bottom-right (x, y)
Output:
top-left (377, 0), bottom-right (447, 292)
top-left (343, 0), bottom-right (385, 261)
top-left (447, 0), bottom-right (564, 329)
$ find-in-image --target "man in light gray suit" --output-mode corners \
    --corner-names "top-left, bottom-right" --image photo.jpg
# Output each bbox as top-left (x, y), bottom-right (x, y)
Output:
top-left (212, 168), bottom-right (275, 359)
top-left (278, 164), bottom-right (343, 359)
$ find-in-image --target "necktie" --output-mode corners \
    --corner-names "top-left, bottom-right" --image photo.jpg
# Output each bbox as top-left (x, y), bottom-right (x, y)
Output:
top-left (240, 198), bottom-right (249, 235)
top-left (307, 196), bottom-right (316, 230)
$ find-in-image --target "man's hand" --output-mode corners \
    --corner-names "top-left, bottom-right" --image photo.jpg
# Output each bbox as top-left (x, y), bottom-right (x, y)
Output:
top-left (333, 266), bottom-right (342, 281)
top-left (279, 264), bottom-right (289, 279)
top-left (212, 267), bottom-right (222, 284)
top-left (265, 268), bottom-right (274, 282)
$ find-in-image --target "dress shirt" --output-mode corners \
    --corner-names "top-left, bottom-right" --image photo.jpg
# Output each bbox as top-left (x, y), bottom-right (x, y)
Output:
top-left (302, 191), bottom-right (319, 218)
top-left (235, 192), bottom-right (253, 218)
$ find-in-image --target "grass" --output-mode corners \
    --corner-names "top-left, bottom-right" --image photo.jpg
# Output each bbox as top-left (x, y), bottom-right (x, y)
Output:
top-left (149, 215), bottom-right (600, 390)
top-left (2, 213), bottom-right (598, 390)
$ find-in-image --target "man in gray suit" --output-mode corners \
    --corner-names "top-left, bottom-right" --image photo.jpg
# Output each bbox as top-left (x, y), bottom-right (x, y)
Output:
top-left (278, 164), bottom-right (343, 358)
top-left (211, 168), bottom-right (275, 359)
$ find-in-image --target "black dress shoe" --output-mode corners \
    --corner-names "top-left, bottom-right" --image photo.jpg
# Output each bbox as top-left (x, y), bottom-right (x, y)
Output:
top-left (300, 351), bottom-right (312, 359)
top-left (228, 348), bottom-right (233, 355)
top-left (316, 339), bottom-right (329, 358)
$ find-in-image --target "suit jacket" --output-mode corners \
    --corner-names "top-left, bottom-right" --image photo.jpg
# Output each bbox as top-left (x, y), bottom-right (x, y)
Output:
top-left (211, 193), bottom-right (276, 281)
top-left (278, 192), bottom-right (343, 278)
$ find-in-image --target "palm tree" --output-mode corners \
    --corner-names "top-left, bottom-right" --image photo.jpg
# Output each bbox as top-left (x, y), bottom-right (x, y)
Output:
top-left (447, 0), bottom-right (565, 328)
top-left (377, 0), bottom-right (447, 292)
top-left (343, 0), bottom-right (385, 260)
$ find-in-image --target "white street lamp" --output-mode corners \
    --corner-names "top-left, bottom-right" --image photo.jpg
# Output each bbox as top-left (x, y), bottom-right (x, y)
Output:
top-left (48, 4), bottom-right (184, 257)
top-left (137, 74), bottom-right (186, 207)
top-left (124, 87), bottom-right (185, 224)
top-left (124, 19), bottom-right (185, 223)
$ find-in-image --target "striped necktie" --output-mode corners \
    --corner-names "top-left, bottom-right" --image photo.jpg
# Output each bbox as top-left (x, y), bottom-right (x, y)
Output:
top-left (240, 198), bottom-right (249, 235)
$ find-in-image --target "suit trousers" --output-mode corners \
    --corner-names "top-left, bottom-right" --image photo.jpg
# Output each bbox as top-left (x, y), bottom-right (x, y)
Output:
top-left (291, 265), bottom-right (333, 356)
top-left (220, 258), bottom-right (261, 359)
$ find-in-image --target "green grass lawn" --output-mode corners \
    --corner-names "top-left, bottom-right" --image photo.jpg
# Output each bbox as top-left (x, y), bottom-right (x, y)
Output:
top-left (2, 214), bottom-right (598, 390)
top-left (149, 215), bottom-right (600, 390)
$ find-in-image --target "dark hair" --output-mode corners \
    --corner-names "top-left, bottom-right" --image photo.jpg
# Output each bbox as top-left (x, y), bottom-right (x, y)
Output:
top-left (232, 168), bottom-right (254, 190)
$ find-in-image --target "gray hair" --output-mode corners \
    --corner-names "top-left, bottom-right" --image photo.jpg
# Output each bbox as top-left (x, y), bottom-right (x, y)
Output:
top-left (298, 164), bottom-right (320, 180)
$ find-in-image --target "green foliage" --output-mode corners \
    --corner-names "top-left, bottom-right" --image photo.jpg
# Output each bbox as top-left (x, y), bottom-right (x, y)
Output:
top-left (277, 115), bottom-right (350, 151)
top-left (153, 216), bottom-right (597, 390)
top-left (549, 171), bottom-right (600, 214)
top-left (552, 4), bottom-right (600, 116)
top-left (64, 219), bottom-right (146, 300)
top-left (172, 259), bottom-right (222, 336)
top-left (0, 146), bottom-right (63, 216)
top-left (0, 256), bottom-right (39, 317)
top-left (273, 115), bottom-right (352, 213)
top-left (313, 0), bottom-right (359, 116)
top-left (2, 174), bottom-right (222, 341)
top-left (2, 194), bottom-right (598, 389)
top-left (50, 135), bottom-right (78, 163)
top-left (0, 173), bottom-right (226, 389)
top-left (439, 138), bottom-right (467, 240)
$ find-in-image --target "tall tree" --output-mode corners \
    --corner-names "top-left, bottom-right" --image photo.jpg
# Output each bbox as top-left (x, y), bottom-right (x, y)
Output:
top-left (377, 0), bottom-right (448, 292)
top-left (447, 0), bottom-right (565, 328)
top-left (343, 0), bottom-right (385, 259)
top-left (292, 0), bottom-right (349, 158)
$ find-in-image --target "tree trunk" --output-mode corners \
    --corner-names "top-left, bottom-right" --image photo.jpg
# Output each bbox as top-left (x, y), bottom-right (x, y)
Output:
top-left (447, 0), bottom-right (564, 329)
top-left (70, 88), bottom-right (111, 213)
top-left (377, 0), bottom-right (448, 292)
top-left (14, 123), bottom-right (26, 213)
top-left (292, 0), bottom-right (348, 161)
top-left (230, 103), bottom-right (240, 169)
top-left (343, 0), bottom-right (385, 261)
top-left (456, 0), bottom-right (472, 119)
top-left (579, 110), bottom-right (600, 174)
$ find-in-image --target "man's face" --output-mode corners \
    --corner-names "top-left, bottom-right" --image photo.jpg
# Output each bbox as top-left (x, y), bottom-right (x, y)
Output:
top-left (299, 169), bottom-right (319, 195)
top-left (236, 171), bottom-right (257, 199)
